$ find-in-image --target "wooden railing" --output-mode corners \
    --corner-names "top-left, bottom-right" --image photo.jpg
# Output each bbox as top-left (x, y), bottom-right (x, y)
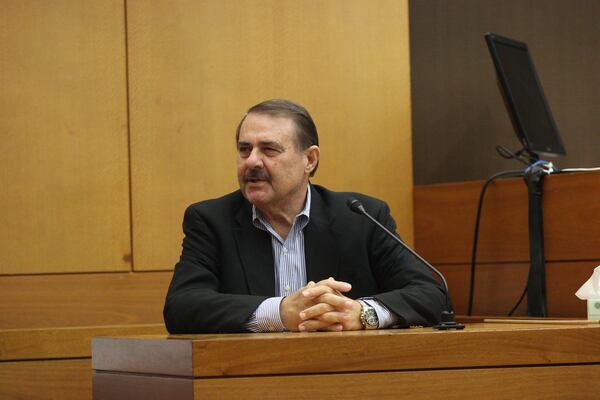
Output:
top-left (0, 272), bottom-right (171, 399)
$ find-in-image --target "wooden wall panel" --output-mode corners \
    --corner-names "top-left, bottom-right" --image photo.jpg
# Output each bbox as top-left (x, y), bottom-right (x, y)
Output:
top-left (439, 261), bottom-right (592, 318)
top-left (0, 359), bottom-right (91, 400)
top-left (414, 172), bottom-right (600, 264)
top-left (414, 171), bottom-right (600, 317)
top-left (0, 1), bottom-right (131, 274)
top-left (0, 272), bottom-right (171, 330)
top-left (0, 325), bottom-right (166, 361)
top-left (127, 0), bottom-right (414, 270)
top-left (415, 177), bottom-right (528, 264)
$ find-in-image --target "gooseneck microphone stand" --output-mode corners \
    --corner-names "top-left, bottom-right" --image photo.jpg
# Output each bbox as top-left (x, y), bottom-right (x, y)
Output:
top-left (347, 199), bottom-right (464, 330)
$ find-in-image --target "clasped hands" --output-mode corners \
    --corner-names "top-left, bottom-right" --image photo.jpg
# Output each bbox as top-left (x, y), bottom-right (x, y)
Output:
top-left (280, 277), bottom-right (363, 332)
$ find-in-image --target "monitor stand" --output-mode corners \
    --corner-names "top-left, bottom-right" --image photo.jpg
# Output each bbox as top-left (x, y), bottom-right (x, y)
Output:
top-left (524, 162), bottom-right (548, 317)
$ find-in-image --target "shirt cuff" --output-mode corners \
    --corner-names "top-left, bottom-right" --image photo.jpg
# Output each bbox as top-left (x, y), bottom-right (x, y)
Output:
top-left (362, 298), bottom-right (399, 329)
top-left (245, 297), bottom-right (286, 332)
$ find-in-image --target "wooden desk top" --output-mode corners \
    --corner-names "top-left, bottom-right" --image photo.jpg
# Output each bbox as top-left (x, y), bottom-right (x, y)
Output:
top-left (93, 322), bottom-right (600, 378)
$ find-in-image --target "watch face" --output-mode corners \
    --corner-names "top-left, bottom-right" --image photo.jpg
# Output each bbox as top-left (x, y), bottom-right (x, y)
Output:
top-left (359, 300), bottom-right (379, 329)
top-left (365, 310), bottom-right (378, 327)
top-left (366, 312), bottom-right (378, 326)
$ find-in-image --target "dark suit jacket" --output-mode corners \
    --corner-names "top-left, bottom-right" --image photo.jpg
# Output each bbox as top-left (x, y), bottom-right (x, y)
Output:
top-left (163, 184), bottom-right (446, 333)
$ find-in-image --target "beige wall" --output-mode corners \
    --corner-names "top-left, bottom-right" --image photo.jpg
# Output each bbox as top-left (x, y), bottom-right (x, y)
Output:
top-left (1, 0), bottom-right (414, 277)
top-left (128, 0), bottom-right (415, 270)
top-left (0, 1), bottom-right (131, 275)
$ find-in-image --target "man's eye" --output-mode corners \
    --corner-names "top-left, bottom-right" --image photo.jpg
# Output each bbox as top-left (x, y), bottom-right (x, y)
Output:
top-left (264, 147), bottom-right (280, 156)
top-left (238, 147), bottom-right (251, 157)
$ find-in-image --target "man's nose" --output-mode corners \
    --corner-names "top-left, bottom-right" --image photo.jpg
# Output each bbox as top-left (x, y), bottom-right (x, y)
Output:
top-left (246, 148), bottom-right (264, 168)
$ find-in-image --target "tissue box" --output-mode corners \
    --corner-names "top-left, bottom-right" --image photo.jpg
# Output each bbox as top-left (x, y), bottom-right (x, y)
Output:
top-left (588, 299), bottom-right (600, 320)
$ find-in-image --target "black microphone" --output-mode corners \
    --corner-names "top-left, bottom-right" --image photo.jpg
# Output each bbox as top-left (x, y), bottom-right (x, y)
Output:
top-left (347, 198), bottom-right (464, 330)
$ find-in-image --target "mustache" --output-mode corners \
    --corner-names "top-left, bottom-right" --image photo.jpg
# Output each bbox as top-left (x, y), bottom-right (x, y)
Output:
top-left (244, 170), bottom-right (272, 183)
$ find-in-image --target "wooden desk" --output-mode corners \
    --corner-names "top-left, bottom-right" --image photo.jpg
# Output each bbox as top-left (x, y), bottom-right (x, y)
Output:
top-left (92, 322), bottom-right (600, 399)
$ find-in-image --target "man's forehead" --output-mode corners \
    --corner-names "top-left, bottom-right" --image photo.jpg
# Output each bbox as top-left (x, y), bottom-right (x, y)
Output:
top-left (237, 139), bottom-right (282, 147)
top-left (242, 112), bottom-right (295, 128)
top-left (238, 113), bottom-right (296, 140)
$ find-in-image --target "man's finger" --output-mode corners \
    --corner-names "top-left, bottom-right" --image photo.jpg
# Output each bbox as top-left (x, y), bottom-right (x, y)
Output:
top-left (316, 293), bottom-right (354, 310)
top-left (302, 284), bottom-right (336, 298)
top-left (316, 277), bottom-right (352, 292)
top-left (300, 311), bottom-right (351, 330)
top-left (298, 318), bottom-right (334, 332)
top-left (302, 281), bottom-right (352, 298)
top-left (315, 311), bottom-right (352, 324)
top-left (299, 303), bottom-right (335, 320)
top-left (320, 323), bottom-right (343, 332)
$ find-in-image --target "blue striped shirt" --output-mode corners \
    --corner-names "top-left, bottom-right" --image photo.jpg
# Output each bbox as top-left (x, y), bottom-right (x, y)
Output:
top-left (245, 186), bottom-right (398, 332)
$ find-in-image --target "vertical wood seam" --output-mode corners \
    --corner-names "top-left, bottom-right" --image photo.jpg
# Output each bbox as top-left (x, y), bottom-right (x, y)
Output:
top-left (123, 0), bottom-right (135, 272)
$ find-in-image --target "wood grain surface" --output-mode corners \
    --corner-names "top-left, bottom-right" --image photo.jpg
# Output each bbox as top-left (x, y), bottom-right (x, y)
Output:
top-left (0, 0), bottom-right (131, 275)
top-left (439, 261), bottom-right (592, 317)
top-left (193, 364), bottom-right (600, 400)
top-left (414, 171), bottom-right (600, 317)
top-left (0, 359), bottom-right (91, 400)
top-left (92, 323), bottom-right (600, 377)
top-left (92, 364), bottom-right (600, 400)
top-left (0, 324), bottom-right (165, 361)
top-left (92, 324), bottom-right (600, 400)
top-left (0, 272), bottom-right (171, 329)
top-left (414, 171), bottom-right (600, 264)
top-left (126, 0), bottom-right (416, 270)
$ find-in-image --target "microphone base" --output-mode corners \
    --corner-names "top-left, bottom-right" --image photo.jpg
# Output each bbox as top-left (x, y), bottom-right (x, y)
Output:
top-left (433, 321), bottom-right (465, 330)
top-left (433, 311), bottom-right (465, 330)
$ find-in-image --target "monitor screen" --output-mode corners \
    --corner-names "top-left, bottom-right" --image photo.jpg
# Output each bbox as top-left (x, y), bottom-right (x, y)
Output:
top-left (485, 32), bottom-right (566, 158)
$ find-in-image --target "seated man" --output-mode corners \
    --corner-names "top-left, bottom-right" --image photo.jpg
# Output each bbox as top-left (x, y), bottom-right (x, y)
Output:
top-left (164, 99), bottom-right (446, 333)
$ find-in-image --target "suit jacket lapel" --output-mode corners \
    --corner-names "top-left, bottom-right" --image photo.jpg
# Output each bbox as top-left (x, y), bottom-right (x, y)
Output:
top-left (234, 201), bottom-right (276, 296)
top-left (304, 186), bottom-right (340, 283)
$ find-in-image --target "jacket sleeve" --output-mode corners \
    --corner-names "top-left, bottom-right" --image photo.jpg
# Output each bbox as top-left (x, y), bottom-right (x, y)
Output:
top-left (163, 205), bottom-right (268, 333)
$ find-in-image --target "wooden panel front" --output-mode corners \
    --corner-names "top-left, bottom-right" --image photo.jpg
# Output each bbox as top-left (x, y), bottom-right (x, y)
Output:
top-left (92, 324), bottom-right (600, 378)
top-left (0, 0), bottom-right (131, 274)
top-left (92, 327), bottom-right (600, 400)
top-left (127, 0), bottom-right (415, 270)
top-left (0, 359), bottom-right (91, 400)
top-left (0, 272), bottom-right (171, 330)
top-left (92, 364), bottom-right (600, 400)
top-left (194, 364), bottom-right (600, 400)
top-left (189, 325), bottom-right (600, 377)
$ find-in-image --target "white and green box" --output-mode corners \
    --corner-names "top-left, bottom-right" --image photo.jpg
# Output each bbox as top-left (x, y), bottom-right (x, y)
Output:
top-left (588, 299), bottom-right (600, 320)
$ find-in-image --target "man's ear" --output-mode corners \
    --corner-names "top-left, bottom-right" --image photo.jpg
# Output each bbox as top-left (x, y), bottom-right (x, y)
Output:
top-left (304, 145), bottom-right (320, 173)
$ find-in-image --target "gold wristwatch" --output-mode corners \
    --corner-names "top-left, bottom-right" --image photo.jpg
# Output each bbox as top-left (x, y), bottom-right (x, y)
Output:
top-left (358, 299), bottom-right (379, 330)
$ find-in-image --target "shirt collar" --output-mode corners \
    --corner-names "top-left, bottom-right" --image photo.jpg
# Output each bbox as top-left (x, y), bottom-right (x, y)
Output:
top-left (252, 184), bottom-right (311, 229)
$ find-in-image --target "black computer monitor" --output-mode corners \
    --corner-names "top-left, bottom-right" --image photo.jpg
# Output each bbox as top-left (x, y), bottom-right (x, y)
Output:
top-left (485, 32), bottom-right (566, 158)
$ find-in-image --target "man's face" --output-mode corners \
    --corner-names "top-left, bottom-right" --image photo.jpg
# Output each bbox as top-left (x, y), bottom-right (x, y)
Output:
top-left (237, 113), bottom-right (311, 210)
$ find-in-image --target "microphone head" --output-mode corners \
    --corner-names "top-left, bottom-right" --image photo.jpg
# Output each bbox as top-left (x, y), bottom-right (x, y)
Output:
top-left (346, 198), bottom-right (365, 214)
